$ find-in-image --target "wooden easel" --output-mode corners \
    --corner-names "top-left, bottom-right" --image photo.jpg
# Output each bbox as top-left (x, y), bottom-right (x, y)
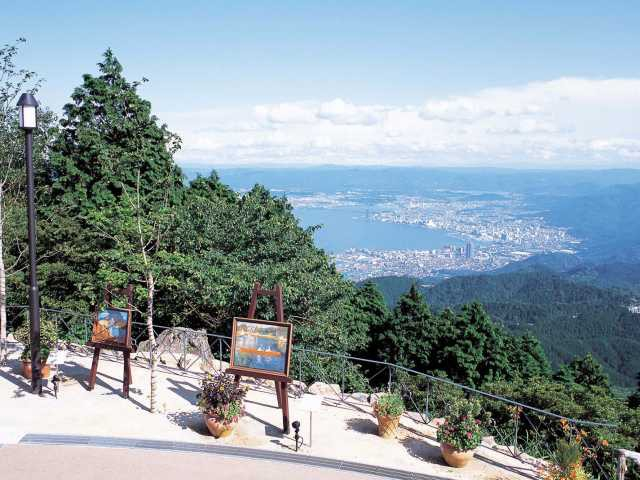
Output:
top-left (226, 282), bottom-right (291, 434)
top-left (87, 284), bottom-right (134, 399)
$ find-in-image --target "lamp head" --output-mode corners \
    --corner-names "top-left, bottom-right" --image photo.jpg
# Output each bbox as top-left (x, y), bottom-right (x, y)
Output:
top-left (17, 93), bottom-right (38, 130)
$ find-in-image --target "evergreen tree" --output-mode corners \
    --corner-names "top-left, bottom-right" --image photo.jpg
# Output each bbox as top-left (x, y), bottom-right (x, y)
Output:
top-left (376, 284), bottom-right (435, 371)
top-left (42, 50), bottom-right (185, 411)
top-left (37, 49), bottom-right (184, 312)
top-left (507, 332), bottom-right (552, 380)
top-left (348, 281), bottom-right (390, 359)
top-left (435, 302), bottom-right (510, 386)
top-left (555, 353), bottom-right (611, 393)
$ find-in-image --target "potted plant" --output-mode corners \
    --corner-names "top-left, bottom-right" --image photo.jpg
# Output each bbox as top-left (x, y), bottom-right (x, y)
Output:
top-left (437, 398), bottom-right (484, 467)
top-left (373, 392), bottom-right (405, 439)
top-left (14, 314), bottom-right (58, 379)
top-left (197, 371), bottom-right (247, 438)
top-left (542, 438), bottom-right (590, 480)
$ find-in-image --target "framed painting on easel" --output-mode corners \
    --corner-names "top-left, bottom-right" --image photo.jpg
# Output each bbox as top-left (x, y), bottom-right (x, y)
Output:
top-left (230, 317), bottom-right (292, 377)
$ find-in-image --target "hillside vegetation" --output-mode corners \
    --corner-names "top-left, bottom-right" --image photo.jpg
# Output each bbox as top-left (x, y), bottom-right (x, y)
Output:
top-left (367, 271), bottom-right (640, 387)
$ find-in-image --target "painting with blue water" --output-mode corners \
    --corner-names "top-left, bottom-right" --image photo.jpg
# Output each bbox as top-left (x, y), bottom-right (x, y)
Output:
top-left (91, 307), bottom-right (131, 346)
top-left (231, 318), bottom-right (292, 376)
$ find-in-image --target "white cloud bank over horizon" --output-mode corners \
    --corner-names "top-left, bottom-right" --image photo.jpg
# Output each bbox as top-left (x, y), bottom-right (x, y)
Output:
top-left (161, 77), bottom-right (640, 169)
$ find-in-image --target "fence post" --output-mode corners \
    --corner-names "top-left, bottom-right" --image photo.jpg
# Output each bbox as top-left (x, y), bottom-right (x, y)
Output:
top-left (218, 339), bottom-right (223, 371)
top-left (425, 380), bottom-right (430, 421)
top-left (617, 451), bottom-right (627, 480)
top-left (341, 357), bottom-right (346, 400)
top-left (181, 332), bottom-right (187, 371)
top-left (513, 410), bottom-right (519, 457)
top-left (387, 366), bottom-right (393, 392)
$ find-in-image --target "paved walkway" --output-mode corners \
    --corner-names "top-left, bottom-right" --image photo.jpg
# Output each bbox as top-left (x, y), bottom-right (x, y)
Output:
top-left (0, 340), bottom-right (541, 480)
top-left (0, 443), bottom-right (377, 480)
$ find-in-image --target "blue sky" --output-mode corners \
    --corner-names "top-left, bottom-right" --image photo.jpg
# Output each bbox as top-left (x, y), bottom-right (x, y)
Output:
top-left (3, 1), bottom-right (640, 167)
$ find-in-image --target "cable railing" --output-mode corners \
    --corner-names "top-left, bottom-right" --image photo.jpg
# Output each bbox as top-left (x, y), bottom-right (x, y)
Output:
top-left (5, 304), bottom-right (634, 480)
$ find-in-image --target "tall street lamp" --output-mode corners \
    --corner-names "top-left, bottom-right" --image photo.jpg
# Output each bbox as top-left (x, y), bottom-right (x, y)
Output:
top-left (17, 92), bottom-right (42, 395)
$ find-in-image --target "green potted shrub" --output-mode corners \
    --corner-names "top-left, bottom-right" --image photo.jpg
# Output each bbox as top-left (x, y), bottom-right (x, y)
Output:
top-left (437, 398), bottom-right (484, 467)
top-left (372, 392), bottom-right (405, 439)
top-left (14, 314), bottom-right (58, 379)
top-left (543, 438), bottom-right (591, 480)
top-left (197, 371), bottom-right (248, 438)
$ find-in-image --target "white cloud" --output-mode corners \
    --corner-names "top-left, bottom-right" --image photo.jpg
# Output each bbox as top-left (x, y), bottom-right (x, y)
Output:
top-left (160, 77), bottom-right (640, 168)
top-left (316, 98), bottom-right (383, 125)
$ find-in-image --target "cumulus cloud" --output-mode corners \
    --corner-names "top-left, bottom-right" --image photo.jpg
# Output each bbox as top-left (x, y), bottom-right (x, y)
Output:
top-left (160, 77), bottom-right (640, 168)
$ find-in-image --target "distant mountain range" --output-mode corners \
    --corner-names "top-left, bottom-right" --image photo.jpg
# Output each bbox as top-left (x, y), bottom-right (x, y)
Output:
top-left (363, 263), bottom-right (640, 387)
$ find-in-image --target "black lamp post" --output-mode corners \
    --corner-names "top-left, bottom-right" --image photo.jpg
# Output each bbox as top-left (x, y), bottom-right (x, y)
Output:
top-left (17, 92), bottom-right (42, 395)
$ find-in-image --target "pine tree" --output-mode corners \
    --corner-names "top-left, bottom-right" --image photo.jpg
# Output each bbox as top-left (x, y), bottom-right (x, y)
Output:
top-left (555, 353), bottom-right (611, 393)
top-left (507, 332), bottom-right (552, 380)
top-left (435, 302), bottom-right (510, 386)
top-left (377, 284), bottom-right (435, 371)
top-left (47, 50), bottom-right (185, 412)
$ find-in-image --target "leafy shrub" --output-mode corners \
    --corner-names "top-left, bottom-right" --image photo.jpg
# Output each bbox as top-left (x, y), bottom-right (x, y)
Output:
top-left (373, 392), bottom-right (405, 417)
top-left (14, 313), bottom-right (59, 362)
top-left (437, 398), bottom-right (485, 452)
top-left (197, 371), bottom-right (247, 424)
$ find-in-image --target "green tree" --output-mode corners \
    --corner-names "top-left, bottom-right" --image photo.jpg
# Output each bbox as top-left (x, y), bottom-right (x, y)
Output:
top-left (506, 332), bottom-right (552, 380)
top-left (375, 284), bottom-right (435, 371)
top-left (0, 38), bottom-right (57, 361)
top-left (349, 281), bottom-right (390, 360)
top-left (40, 49), bottom-right (183, 313)
top-left (435, 302), bottom-right (510, 386)
top-left (46, 50), bottom-right (184, 412)
top-left (555, 353), bottom-right (611, 393)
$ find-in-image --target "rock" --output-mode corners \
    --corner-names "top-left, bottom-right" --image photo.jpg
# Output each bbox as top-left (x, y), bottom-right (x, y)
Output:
top-left (482, 435), bottom-right (497, 449)
top-left (7, 333), bottom-right (17, 343)
top-left (349, 392), bottom-right (370, 404)
top-left (431, 417), bottom-right (446, 428)
top-left (137, 327), bottom-right (216, 372)
top-left (66, 343), bottom-right (91, 354)
top-left (288, 380), bottom-right (307, 397)
top-left (307, 382), bottom-right (341, 397)
top-left (405, 411), bottom-right (427, 423)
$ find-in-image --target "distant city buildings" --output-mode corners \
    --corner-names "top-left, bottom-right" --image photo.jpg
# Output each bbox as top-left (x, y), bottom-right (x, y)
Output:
top-left (465, 241), bottom-right (474, 259)
top-left (289, 191), bottom-right (579, 281)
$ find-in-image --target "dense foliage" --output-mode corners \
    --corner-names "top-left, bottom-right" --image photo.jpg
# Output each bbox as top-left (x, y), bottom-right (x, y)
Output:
top-left (366, 271), bottom-right (640, 386)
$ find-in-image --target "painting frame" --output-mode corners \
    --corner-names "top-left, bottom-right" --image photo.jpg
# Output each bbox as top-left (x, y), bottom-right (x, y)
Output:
top-left (89, 306), bottom-right (132, 350)
top-left (230, 317), bottom-right (293, 378)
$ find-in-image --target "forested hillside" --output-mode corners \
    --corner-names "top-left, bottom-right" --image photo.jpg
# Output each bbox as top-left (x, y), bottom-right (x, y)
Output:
top-left (366, 271), bottom-right (640, 387)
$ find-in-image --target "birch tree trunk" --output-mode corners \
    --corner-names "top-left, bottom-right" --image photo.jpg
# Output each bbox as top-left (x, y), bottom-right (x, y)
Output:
top-left (145, 271), bottom-right (158, 413)
top-left (0, 186), bottom-right (7, 364)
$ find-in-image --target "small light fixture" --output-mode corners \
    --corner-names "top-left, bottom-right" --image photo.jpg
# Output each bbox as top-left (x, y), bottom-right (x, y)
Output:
top-left (17, 92), bottom-right (38, 130)
top-left (292, 420), bottom-right (303, 452)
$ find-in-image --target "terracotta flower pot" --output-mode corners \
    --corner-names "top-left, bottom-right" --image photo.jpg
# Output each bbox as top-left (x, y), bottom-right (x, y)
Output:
top-left (22, 360), bottom-right (51, 380)
top-left (377, 414), bottom-right (401, 439)
top-left (203, 413), bottom-right (237, 438)
top-left (440, 443), bottom-right (475, 468)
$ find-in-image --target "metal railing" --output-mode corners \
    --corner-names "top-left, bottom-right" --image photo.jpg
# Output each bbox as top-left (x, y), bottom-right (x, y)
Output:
top-left (5, 305), bottom-right (632, 480)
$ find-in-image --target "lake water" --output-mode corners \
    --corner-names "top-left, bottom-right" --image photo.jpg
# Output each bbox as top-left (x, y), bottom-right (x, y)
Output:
top-left (295, 206), bottom-right (462, 253)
